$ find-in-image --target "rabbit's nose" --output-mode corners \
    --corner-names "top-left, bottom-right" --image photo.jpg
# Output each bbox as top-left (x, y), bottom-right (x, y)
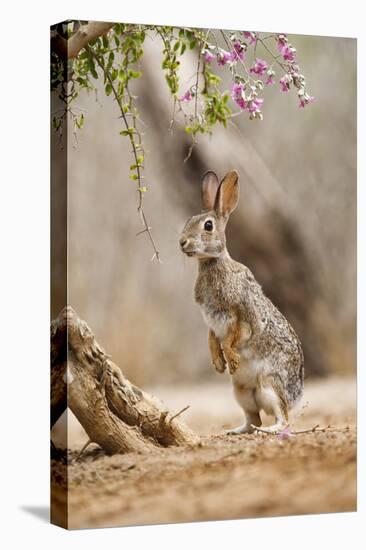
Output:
top-left (180, 237), bottom-right (189, 250)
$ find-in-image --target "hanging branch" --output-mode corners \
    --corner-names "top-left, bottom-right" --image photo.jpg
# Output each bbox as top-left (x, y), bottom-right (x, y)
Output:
top-left (86, 45), bottom-right (161, 262)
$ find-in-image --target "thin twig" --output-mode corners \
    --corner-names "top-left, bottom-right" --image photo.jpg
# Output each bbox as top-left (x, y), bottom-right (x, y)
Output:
top-left (220, 30), bottom-right (251, 81)
top-left (136, 227), bottom-right (151, 236)
top-left (256, 37), bottom-right (288, 72)
top-left (184, 139), bottom-right (197, 163)
top-left (86, 45), bottom-right (161, 263)
top-left (251, 423), bottom-right (350, 436)
top-left (169, 405), bottom-right (190, 424)
top-left (75, 438), bottom-right (93, 461)
top-left (193, 42), bottom-right (201, 121)
top-left (250, 425), bottom-right (288, 435)
top-left (294, 425), bottom-right (351, 434)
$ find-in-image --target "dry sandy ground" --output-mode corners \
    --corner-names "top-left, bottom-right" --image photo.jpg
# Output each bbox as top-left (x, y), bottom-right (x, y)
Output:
top-left (51, 377), bottom-right (356, 529)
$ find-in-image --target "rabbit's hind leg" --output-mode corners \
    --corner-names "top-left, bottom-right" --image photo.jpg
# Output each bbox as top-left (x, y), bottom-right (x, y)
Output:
top-left (226, 384), bottom-right (261, 434)
top-left (255, 373), bottom-right (289, 432)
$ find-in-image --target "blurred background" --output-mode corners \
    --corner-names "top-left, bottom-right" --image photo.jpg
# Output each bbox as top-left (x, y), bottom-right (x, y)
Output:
top-left (52, 30), bottom-right (356, 389)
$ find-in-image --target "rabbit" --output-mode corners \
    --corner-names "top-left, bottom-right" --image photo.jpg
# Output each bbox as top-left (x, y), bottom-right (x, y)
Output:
top-left (179, 169), bottom-right (304, 433)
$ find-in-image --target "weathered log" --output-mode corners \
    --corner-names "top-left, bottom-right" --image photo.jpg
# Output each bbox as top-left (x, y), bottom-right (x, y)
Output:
top-left (51, 307), bottom-right (199, 454)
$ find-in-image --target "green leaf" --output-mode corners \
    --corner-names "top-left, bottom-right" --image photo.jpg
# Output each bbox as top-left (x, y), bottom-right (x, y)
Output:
top-left (107, 51), bottom-right (115, 70)
top-left (87, 59), bottom-right (98, 79)
top-left (76, 113), bottom-right (84, 129)
top-left (117, 69), bottom-right (126, 82)
top-left (120, 128), bottom-right (134, 136)
top-left (105, 83), bottom-right (112, 96)
top-left (129, 70), bottom-right (141, 79)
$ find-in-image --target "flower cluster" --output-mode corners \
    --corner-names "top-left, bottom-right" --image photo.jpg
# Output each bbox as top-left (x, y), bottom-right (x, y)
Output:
top-left (196, 31), bottom-right (315, 120)
top-left (277, 35), bottom-right (296, 61)
top-left (276, 34), bottom-right (315, 108)
top-left (232, 41), bottom-right (246, 61)
top-left (202, 36), bottom-right (248, 68)
top-left (231, 81), bottom-right (264, 120)
top-left (217, 49), bottom-right (235, 65)
top-left (243, 31), bottom-right (257, 45)
top-left (250, 58), bottom-right (268, 76)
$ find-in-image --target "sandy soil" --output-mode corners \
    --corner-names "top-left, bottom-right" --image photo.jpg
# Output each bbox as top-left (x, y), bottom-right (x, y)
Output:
top-left (51, 376), bottom-right (356, 529)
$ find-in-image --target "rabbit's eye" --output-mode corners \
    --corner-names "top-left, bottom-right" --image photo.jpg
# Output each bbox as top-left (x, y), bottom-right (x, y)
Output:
top-left (204, 220), bottom-right (214, 232)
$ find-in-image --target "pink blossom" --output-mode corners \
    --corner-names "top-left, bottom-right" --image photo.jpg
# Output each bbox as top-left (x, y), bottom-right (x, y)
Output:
top-left (265, 71), bottom-right (275, 86)
top-left (243, 31), bottom-right (257, 45)
top-left (250, 58), bottom-right (268, 76)
top-left (282, 44), bottom-right (296, 61)
top-left (277, 427), bottom-right (294, 440)
top-left (247, 97), bottom-right (264, 113)
top-left (203, 50), bottom-right (215, 63)
top-left (231, 83), bottom-right (264, 116)
top-left (232, 41), bottom-right (245, 61)
top-left (277, 34), bottom-right (296, 62)
top-left (279, 75), bottom-right (291, 92)
top-left (277, 34), bottom-right (288, 54)
top-left (299, 94), bottom-right (315, 108)
top-left (231, 82), bottom-right (247, 109)
top-left (180, 90), bottom-right (193, 102)
top-left (217, 50), bottom-right (233, 65)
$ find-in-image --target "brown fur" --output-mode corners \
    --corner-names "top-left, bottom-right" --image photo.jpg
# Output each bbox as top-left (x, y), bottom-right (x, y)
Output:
top-left (221, 320), bottom-right (242, 374)
top-left (208, 329), bottom-right (226, 373)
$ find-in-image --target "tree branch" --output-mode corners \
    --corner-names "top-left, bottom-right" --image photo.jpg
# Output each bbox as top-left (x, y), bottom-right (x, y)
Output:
top-left (51, 21), bottom-right (115, 60)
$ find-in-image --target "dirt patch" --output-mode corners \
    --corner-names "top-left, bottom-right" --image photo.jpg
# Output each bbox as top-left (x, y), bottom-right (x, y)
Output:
top-left (51, 377), bottom-right (356, 529)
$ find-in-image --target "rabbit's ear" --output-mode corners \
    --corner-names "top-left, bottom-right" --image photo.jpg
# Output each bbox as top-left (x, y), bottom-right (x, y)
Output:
top-left (215, 170), bottom-right (239, 219)
top-left (201, 170), bottom-right (220, 211)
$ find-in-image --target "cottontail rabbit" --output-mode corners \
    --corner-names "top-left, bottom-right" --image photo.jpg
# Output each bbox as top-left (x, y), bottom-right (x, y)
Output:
top-left (179, 170), bottom-right (304, 433)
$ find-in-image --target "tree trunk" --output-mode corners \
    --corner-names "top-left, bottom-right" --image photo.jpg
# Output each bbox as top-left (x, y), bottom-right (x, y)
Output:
top-left (51, 307), bottom-right (199, 455)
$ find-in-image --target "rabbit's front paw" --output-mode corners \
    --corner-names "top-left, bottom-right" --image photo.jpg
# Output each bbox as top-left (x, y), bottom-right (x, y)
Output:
top-left (228, 359), bottom-right (240, 375)
top-left (226, 351), bottom-right (241, 374)
top-left (212, 356), bottom-right (227, 373)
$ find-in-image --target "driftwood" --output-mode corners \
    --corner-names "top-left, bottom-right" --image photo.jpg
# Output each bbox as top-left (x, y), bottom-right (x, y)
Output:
top-left (51, 307), bottom-right (199, 455)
